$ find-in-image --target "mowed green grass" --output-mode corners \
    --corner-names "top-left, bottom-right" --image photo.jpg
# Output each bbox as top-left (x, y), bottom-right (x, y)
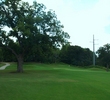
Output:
top-left (0, 62), bottom-right (6, 67)
top-left (0, 63), bottom-right (110, 100)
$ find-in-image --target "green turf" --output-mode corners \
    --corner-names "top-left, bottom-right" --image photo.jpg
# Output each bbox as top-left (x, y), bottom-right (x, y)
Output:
top-left (0, 62), bottom-right (6, 67)
top-left (0, 63), bottom-right (110, 100)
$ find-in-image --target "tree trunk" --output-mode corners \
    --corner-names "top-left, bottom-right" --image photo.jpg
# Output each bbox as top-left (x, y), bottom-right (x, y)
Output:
top-left (5, 47), bottom-right (24, 73)
top-left (17, 54), bottom-right (23, 73)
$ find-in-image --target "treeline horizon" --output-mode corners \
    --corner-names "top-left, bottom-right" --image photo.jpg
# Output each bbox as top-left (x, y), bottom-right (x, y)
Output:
top-left (0, 44), bottom-right (106, 67)
top-left (1, 43), bottom-right (110, 72)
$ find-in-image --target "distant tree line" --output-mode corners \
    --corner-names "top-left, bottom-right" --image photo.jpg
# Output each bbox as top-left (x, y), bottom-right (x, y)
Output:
top-left (1, 43), bottom-right (110, 70)
top-left (60, 45), bottom-right (93, 66)
top-left (0, 44), bottom-right (93, 66)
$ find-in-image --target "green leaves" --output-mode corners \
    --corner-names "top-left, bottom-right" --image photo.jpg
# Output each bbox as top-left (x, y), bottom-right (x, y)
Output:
top-left (60, 45), bottom-right (93, 66)
top-left (97, 44), bottom-right (110, 67)
top-left (0, 0), bottom-right (69, 63)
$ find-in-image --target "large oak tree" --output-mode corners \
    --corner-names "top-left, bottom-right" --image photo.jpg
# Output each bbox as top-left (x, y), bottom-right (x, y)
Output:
top-left (0, 0), bottom-right (69, 72)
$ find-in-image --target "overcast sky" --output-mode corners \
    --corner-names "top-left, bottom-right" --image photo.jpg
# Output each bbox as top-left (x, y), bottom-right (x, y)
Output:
top-left (23, 0), bottom-right (110, 51)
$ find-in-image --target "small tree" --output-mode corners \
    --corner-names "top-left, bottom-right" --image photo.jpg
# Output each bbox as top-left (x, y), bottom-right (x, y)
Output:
top-left (97, 43), bottom-right (110, 71)
top-left (0, 0), bottom-right (69, 72)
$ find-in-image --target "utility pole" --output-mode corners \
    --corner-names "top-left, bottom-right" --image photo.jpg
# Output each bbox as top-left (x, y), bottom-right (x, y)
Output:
top-left (93, 35), bottom-right (95, 66)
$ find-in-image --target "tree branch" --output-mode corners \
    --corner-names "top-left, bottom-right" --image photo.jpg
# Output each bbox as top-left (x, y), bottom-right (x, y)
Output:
top-left (6, 46), bottom-right (18, 58)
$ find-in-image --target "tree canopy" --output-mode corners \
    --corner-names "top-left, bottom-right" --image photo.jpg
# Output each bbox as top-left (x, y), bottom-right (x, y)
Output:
top-left (0, 0), bottom-right (69, 72)
top-left (60, 45), bottom-right (93, 66)
top-left (97, 43), bottom-right (110, 71)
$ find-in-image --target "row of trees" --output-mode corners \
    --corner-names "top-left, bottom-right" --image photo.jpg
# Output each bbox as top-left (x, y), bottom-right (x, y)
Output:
top-left (1, 43), bottom-right (110, 68)
top-left (61, 44), bottom-right (110, 71)
top-left (60, 45), bottom-right (93, 66)
top-left (0, 40), bottom-right (110, 71)
top-left (0, 44), bottom-right (93, 66)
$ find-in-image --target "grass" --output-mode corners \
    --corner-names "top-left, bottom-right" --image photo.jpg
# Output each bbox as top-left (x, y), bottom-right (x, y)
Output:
top-left (0, 62), bottom-right (6, 67)
top-left (0, 63), bottom-right (110, 100)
